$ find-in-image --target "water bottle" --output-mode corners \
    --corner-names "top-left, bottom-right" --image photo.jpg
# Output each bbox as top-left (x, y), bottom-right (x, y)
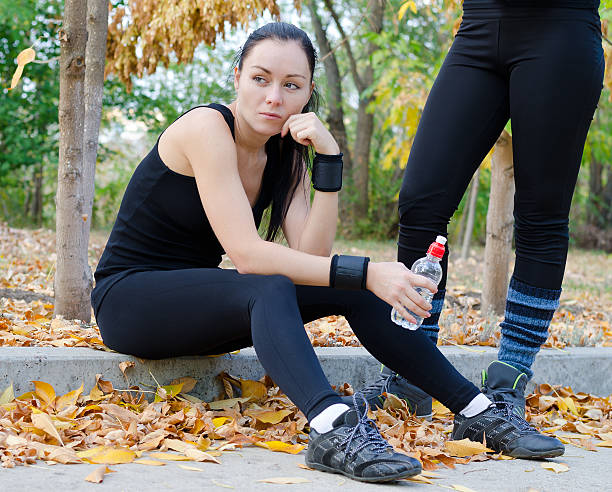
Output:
top-left (391, 235), bottom-right (446, 330)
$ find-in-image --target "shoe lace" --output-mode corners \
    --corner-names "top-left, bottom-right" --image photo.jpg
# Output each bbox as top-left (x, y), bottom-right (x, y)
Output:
top-left (361, 372), bottom-right (396, 401)
top-left (490, 401), bottom-right (534, 433)
top-left (340, 393), bottom-right (392, 461)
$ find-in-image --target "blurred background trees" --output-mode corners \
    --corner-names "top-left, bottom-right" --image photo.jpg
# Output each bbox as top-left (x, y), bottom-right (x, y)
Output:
top-left (2, 0), bottom-right (611, 253)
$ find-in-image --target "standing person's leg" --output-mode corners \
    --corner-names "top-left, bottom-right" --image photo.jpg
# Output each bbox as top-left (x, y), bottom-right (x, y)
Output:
top-left (95, 268), bottom-right (421, 482)
top-left (356, 16), bottom-right (510, 411)
top-left (484, 9), bottom-right (605, 410)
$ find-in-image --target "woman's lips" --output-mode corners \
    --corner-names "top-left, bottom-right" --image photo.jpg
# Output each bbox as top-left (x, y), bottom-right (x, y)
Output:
top-left (260, 112), bottom-right (282, 119)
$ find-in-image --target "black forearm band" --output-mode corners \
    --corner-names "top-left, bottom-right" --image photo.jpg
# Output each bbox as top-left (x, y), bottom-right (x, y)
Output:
top-left (330, 254), bottom-right (370, 290)
top-left (312, 152), bottom-right (343, 192)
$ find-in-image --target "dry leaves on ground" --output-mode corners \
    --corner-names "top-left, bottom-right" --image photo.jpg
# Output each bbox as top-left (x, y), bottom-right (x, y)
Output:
top-left (2, 367), bottom-right (610, 476)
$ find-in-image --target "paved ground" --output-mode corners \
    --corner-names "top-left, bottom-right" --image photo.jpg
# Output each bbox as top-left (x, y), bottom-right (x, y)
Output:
top-left (3, 444), bottom-right (610, 491)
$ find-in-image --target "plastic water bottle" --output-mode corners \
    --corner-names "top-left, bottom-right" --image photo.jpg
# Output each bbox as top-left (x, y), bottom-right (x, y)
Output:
top-left (391, 235), bottom-right (446, 330)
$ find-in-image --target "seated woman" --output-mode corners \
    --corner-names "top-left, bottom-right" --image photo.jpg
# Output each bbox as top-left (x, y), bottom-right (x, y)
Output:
top-left (92, 22), bottom-right (563, 484)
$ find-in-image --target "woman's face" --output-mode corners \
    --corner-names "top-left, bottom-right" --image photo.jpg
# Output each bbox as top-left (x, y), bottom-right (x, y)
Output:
top-left (234, 39), bottom-right (313, 136)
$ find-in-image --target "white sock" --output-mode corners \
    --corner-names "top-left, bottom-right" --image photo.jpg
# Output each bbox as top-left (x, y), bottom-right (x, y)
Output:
top-left (459, 393), bottom-right (493, 418)
top-left (309, 403), bottom-right (350, 433)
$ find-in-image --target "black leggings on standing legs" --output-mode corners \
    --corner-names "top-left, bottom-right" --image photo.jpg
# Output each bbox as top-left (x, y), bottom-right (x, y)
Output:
top-left (95, 269), bottom-right (480, 420)
top-left (398, 6), bottom-right (604, 291)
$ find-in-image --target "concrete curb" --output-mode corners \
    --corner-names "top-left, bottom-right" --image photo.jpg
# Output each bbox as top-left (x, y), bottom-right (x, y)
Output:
top-left (1, 346), bottom-right (611, 400)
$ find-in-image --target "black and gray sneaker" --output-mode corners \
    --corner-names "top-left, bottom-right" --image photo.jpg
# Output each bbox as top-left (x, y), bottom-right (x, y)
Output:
top-left (341, 366), bottom-right (433, 420)
top-left (306, 396), bottom-right (422, 483)
top-left (452, 401), bottom-right (564, 459)
top-left (482, 361), bottom-right (528, 418)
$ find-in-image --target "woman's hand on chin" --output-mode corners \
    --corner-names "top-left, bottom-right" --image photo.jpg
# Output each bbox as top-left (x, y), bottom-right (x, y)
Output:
top-left (281, 112), bottom-right (339, 155)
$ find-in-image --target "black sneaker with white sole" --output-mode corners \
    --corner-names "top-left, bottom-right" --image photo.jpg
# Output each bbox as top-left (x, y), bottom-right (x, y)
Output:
top-left (452, 401), bottom-right (564, 459)
top-left (306, 396), bottom-right (422, 483)
top-left (341, 366), bottom-right (433, 420)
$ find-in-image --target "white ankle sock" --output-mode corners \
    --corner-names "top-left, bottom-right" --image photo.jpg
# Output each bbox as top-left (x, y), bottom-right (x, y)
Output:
top-left (459, 393), bottom-right (493, 418)
top-left (310, 403), bottom-right (350, 433)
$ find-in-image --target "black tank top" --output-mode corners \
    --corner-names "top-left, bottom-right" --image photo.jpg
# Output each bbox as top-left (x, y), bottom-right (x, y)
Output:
top-left (91, 103), bottom-right (272, 314)
top-left (463, 0), bottom-right (599, 9)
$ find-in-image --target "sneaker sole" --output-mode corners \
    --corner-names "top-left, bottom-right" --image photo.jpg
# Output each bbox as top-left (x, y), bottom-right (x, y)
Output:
top-left (305, 459), bottom-right (421, 483)
top-left (507, 446), bottom-right (565, 459)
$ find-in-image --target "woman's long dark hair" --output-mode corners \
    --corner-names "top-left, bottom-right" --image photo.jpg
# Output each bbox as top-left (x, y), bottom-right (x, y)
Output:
top-left (236, 22), bottom-right (320, 241)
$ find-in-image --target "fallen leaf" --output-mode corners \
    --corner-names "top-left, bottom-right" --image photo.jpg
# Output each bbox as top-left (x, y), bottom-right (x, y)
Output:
top-left (178, 464), bottom-right (203, 471)
top-left (596, 441), bottom-right (612, 448)
top-left (240, 379), bottom-right (267, 401)
top-left (148, 452), bottom-right (193, 461)
top-left (0, 384), bottom-right (15, 404)
top-left (84, 465), bottom-right (112, 483)
top-left (297, 463), bottom-right (315, 471)
top-left (255, 441), bottom-right (305, 454)
top-left (451, 486), bottom-right (479, 492)
top-left (31, 412), bottom-right (64, 445)
top-left (184, 448), bottom-right (221, 464)
top-left (118, 361), bottom-right (135, 378)
top-left (207, 397), bottom-right (249, 410)
top-left (541, 462), bottom-right (569, 474)
top-left (55, 384), bottom-right (84, 412)
top-left (77, 446), bottom-right (135, 464)
top-left (406, 474), bottom-right (433, 484)
top-left (213, 417), bottom-right (232, 427)
top-left (211, 479), bottom-right (234, 488)
top-left (257, 477), bottom-right (311, 484)
top-left (247, 409), bottom-right (292, 424)
top-left (10, 47), bottom-right (36, 89)
top-left (445, 439), bottom-right (493, 457)
top-left (134, 459), bottom-right (166, 466)
top-left (32, 380), bottom-right (56, 409)
top-left (170, 377), bottom-right (198, 393)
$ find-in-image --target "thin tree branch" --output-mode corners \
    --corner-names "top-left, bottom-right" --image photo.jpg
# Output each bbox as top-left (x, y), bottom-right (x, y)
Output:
top-left (322, 0), bottom-right (364, 91)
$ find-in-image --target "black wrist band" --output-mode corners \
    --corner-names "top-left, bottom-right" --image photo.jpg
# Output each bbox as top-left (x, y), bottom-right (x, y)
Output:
top-left (312, 152), bottom-right (343, 192)
top-left (332, 255), bottom-right (370, 290)
top-left (329, 254), bottom-right (339, 287)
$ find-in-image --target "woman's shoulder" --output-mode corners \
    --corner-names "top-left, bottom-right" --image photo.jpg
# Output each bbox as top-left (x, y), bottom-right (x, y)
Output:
top-left (167, 105), bottom-right (232, 140)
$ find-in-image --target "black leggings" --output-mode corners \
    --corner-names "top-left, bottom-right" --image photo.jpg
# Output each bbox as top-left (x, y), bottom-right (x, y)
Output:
top-left (95, 269), bottom-right (480, 420)
top-left (398, 5), bottom-right (604, 290)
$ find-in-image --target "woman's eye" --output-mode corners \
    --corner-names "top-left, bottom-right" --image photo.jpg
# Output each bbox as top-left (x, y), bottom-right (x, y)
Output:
top-left (285, 82), bottom-right (299, 90)
top-left (253, 76), bottom-right (266, 83)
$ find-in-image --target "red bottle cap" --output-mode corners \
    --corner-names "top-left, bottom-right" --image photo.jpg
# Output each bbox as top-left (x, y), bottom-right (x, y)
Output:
top-left (427, 236), bottom-right (446, 259)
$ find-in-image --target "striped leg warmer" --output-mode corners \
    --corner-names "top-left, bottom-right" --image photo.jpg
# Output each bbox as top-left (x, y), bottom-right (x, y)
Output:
top-left (420, 289), bottom-right (446, 345)
top-left (498, 277), bottom-right (561, 379)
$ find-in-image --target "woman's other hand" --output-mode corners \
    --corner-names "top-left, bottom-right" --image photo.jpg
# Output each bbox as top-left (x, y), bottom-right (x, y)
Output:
top-left (366, 262), bottom-right (437, 324)
top-left (281, 112), bottom-right (339, 155)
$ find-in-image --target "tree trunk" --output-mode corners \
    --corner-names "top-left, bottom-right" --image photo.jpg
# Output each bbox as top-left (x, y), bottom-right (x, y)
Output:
top-left (81, 0), bottom-right (109, 297)
top-left (307, 1), bottom-right (353, 228)
top-left (352, 0), bottom-right (385, 222)
top-left (32, 160), bottom-right (43, 226)
top-left (482, 130), bottom-right (515, 315)
top-left (54, 0), bottom-right (89, 321)
top-left (460, 167), bottom-right (480, 260)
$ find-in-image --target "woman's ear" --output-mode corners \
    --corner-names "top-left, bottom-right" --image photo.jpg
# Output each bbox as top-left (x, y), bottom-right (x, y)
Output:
top-left (309, 81), bottom-right (315, 100)
top-left (234, 67), bottom-right (240, 91)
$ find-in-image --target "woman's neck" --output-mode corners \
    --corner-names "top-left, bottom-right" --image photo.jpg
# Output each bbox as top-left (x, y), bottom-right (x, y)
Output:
top-left (227, 101), bottom-right (270, 156)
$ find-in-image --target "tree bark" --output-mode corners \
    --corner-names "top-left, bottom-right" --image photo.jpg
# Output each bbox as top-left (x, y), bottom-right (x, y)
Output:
top-left (461, 167), bottom-right (480, 260)
top-left (352, 0), bottom-right (385, 222)
top-left (307, 1), bottom-right (353, 227)
top-left (81, 0), bottom-right (109, 300)
top-left (55, 0), bottom-right (89, 321)
top-left (482, 130), bottom-right (515, 315)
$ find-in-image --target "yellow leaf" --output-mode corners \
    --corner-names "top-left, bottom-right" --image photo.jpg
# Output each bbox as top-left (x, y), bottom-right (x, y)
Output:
top-left (0, 384), bottom-right (14, 404)
top-left (148, 452), bottom-right (193, 461)
top-left (397, 1), bottom-right (417, 21)
top-left (32, 380), bottom-right (56, 408)
top-left (31, 412), bottom-right (64, 445)
top-left (210, 479), bottom-right (234, 488)
top-left (240, 379), bottom-right (267, 401)
top-left (254, 441), bottom-right (305, 455)
top-left (257, 477), bottom-right (311, 484)
top-left (445, 439), bottom-right (493, 457)
top-left (432, 400), bottom-right (451, 415)
top-left (213, 417), bottom-right (231, 427)
top-left (10, 47), bottom-right (36, 90)
top-left (452, 486), bottom-right (479, 492)
top-left (406, 475), bottom-right (433, 484)
top-left (84, 465), bottom-right (113, 483)
top-left (184, 448), bottom-right (221, 464)
top-left (134, 459), bottom-right (166, 466)
top-left (178, 464), bottom-right (204, 471)
top-left (596, 441), bottom-right (612, 448)
top-left (541, 462), bottom-right (569, 474)
top-left (119, 361), bottom-right (135, 377)
top-left (77, 446), bottom-right (136, 464)
top-left (247, 409), bottom-right (292, 424)
top-left (154, 383), bottom-right (184, 402)
top-left (55, 383), bottom-right (84, 412)
top-left (170, 376), bottom-right (198, 393)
